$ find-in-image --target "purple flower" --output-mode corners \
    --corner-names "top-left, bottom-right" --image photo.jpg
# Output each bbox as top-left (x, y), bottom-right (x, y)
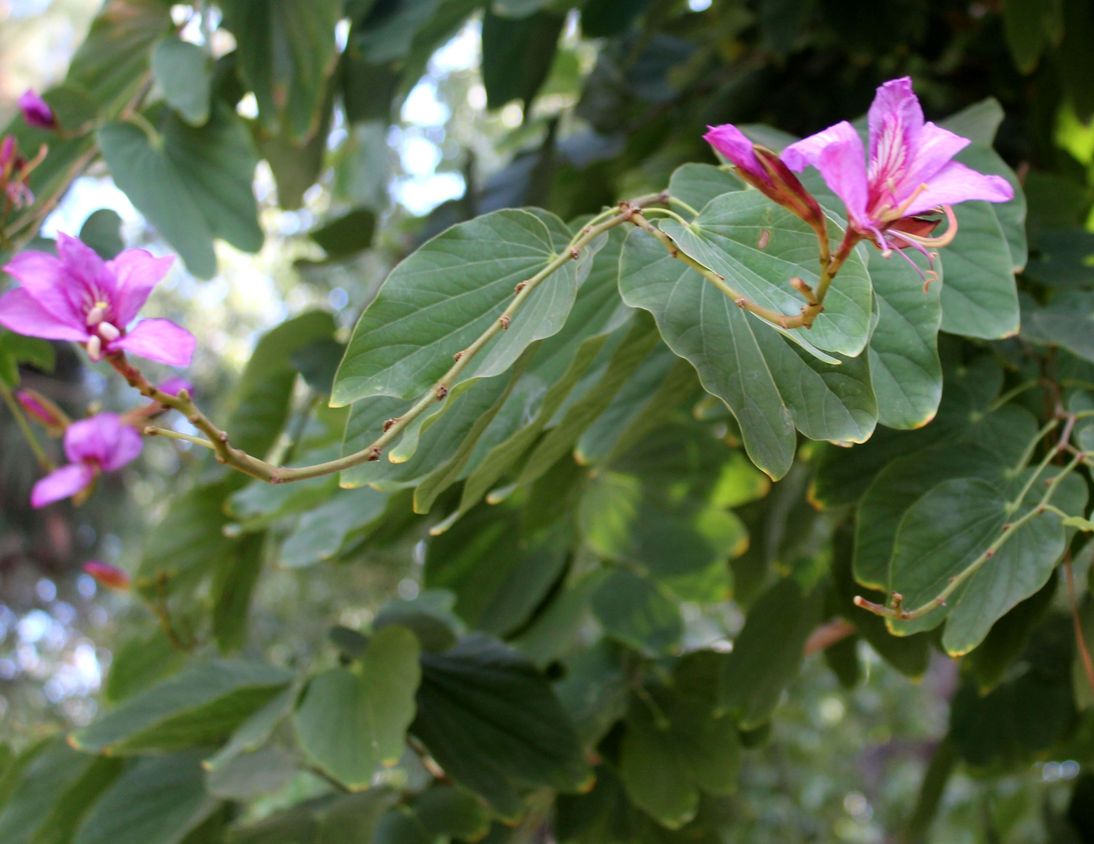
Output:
top-left (703, 124), bottom-right (823, 226)
top-left (18, 90), bottom-right (56, 130)
top-left (31, 413), bottom-right (142, 508)
top-left (781, 77), bottom-right (1014, 254)
top-left (0, 233), bottom-right (195, 366)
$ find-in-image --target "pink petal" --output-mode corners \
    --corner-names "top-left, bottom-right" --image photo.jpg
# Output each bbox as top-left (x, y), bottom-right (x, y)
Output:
top-left (703, 124), bottom-right (768, 184)
top-left (56, 233), bottom-right (117, 303)
top-left (110, 318), bottom-right (195, 367)
top-left (107, 249), bottom-right (174, 326)
top-left (902, 162), bottom-right (1014, 216)
top-left (31, 463), bottom-right (96, 508)
top-left (867, 77), bottom-right (923, 176)
top-left (783, 121), bottom-right (869, 226)
top-left (3, 251), bottom-right (85, 326)
top-left (63, 412), bottom-right (142, 470)
top-left (0, 288), bottom-right (89, 342)
top-left (898, 121), bottom-right (970, 195)
top-left (18, 89), bottom-right (56, 130)
top-left (157, 376), bottom-right (192, 397)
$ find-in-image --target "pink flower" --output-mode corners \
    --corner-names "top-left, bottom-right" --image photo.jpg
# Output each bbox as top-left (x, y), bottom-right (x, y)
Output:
top-left (31, 413), bottom-right (142, 508)
top-left (780, 77), bottom-right (1014, 255)
top-left (16, 388), bottom-right (69, 434)
top-left (0, 233), bottom-right (195, 366)
top-left (703, 124), bottom-right (823, 226)
top-left (18, 90), bottom-right (56, 130)
top-left (157, 376), bottom-right (192, 398)
top-left (82, 561), bottom-right (131, 591)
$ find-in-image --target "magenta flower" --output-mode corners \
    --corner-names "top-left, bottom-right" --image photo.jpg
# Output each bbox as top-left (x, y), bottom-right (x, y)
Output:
top-left (31, 413), bottom-right (142, 508)
top-left (16, 388), bottom-right (68, 434)
top-left (18, 90), bottom-right (56, 130)
top-left (0, 233), bottom-right (195, 366)
top-left (780, 77), bottom-right (1014, 254)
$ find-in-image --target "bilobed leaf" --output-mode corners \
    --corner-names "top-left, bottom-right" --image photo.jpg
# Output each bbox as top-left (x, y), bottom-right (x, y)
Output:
top-left (667, 162), bottom-right (742, 212)
top-left (591, 569), bottom-right (683, 656)
top-left (1022, 290), bottom-right (1094, 364)
top-left (411, 635), bottom-right (590, 818)
top-left (886, 470), bottom-right (1087, 654)
top-left (294, 626), bottom-right (421, 790)
top-left (74, 751), bottom-right (219, 844)
top-left (212, 531), bottom-right (265, 652)
top-left (219, 0), bottom-right (342, 142)
top-left (226, 790), bottom-right (394, 844)
top-left (619, 684), bottom-right (740, 829)
top-left (0, 331), bottom-right (56, 388)
top-left (720, 578), bottom-right (821, 728)
top-left (374, 785), bottom-right (490, 844)
top-left (152, 37), bottom-right (212, 125)
top-left (79, 209), bottom-right (125, 259)
top-left (279, 488), bottom-right (389, 568)
top-left (660, 192), bottom-right (874, 357)
top-left (333, 209), bottom-right (585, 407)
top-left (309, 208), bottom-right (377, 258)
top-left (103, 628), bottom-right (186, 704)
top-left (206, 744), bottom-right (298, 801)
top-left (98, 103), bottom-right (262, 278)
top-left (865, 247), bottom-right (943, 428)
top-left (620, 227), bottom-right (877, 481)
top-left (203, 684), bottom-right (298, 773)
top-left (481, 10), bottom-right (565, 110)
top-left (71, 659), bottom-right (292, 754)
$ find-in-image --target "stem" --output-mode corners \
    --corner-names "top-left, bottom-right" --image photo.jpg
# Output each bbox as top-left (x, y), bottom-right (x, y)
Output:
top-left (1009, 418), bottom-right (1058, 476)
top-left (989, 378), bottom-right (1041, 412)
top-left (0, 380), bottom-right (53, 470)
top-left (854, 452), bottom-right (1086, 622)
top-left (628, 211), bottom-right (823, 329)
top-left (114, 192), bottom-right (671, 484)
top-left (1006, 438), bottom-right (1061, 513)
top-left (641, 206), bottom-right (695, 227)
top-left (812, 226), bottom-right (860, 307)
top-left (1064, 550), bottom-right (1094, 699)
top-left (804, 618), bottom-right (856, 656)
top-left (143, 425), bottom-right (216, 450)
top-left (666, 195), bottom-right (700, 217)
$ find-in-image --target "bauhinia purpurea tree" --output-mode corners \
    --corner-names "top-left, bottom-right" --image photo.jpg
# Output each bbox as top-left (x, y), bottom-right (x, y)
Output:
top-left (2, 1), bottom-right (1094, 841)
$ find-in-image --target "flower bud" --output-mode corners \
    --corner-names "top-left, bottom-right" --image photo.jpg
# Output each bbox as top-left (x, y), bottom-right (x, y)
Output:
top-left (18, 90), bottom-right (56, 131)
top-left (16, 388), bottom-right (69, 435)
top-left (83, 561), bottom-right (131, 591)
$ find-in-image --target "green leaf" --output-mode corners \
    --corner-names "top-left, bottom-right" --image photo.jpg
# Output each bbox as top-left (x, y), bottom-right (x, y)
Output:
top-left (0, 740), bottom-right (123, 844)
top-left (98, 103), bottom-right (262, 278)
top-left (667, 163), bottom-right (742, 212)
top-left (591, 569), bottom-right (683, 656)
top-left (481, 10), bottom-right (565, 110)
top-left (219, 0), bottom-right (342, 141)
top-left (203, 684), bottom-right (298, 773)
top-left (374, 785), bottom-right (490, 844)
top-left (152, 37), bottom-right (212, 125)
top-left (74, 751), bottom-right (219, 844)
top-left (0, 331), bottom-right (56, 388)
top-left (886, 470), bottom-right (1087, 654)
top-left (619, 684), bottom-right (740, 829)
top-left (280, 488), bottom-right (389, 568)
top-left (212, 531), bottom-right (265, 652)
top-left (103, 628), bottom-right (187, 704)
top-left (226, 790), bottom-right (394, 844)
top-left (79, 209), bottom-right (125, 259)
top-left (1022, 290), bottom-right (1094, 364)
top-left (205, 745), bottom-right (298, 801)
top-left (411, 635), bottom-right (590, 818)
top-left (309, 208), bottom-right (377, 259)
top-left (333, 209), bottom-right (584, 407)
top-left (425, 506), bottom-right (569, 636)
top-left (865, 247), bottom-right (943, 429)
top-left (294, 626), bottom-right (421, 789)
top-left (71, 659), bottom-right (292, 754)
top-left (225, 311), bottom-right (337, 458)
top-left (720, 578), bottom-right (821, 728)
top-left (852, 404), bottom-right (1037, 589)
top-left (620, 227), bottom-right (877, 480)
top-left (1002, 0), bottom-right (1048, 73)
top-left (660, 193), bottom-right (874, 357)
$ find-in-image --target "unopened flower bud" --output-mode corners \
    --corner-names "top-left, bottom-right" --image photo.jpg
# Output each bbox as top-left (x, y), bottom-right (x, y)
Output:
top-left (83, 561), bottom-right (131, 591)
top-left (16, 388), bottom-right (69, 435)
top-left (18, 90), bottom-right (56, 131)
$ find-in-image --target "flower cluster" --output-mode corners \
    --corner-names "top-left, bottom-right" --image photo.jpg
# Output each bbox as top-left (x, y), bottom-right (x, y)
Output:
top-left (705, 77), bottom-right (1014, 261)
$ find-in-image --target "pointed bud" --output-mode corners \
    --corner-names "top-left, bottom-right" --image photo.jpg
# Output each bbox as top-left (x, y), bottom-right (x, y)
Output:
top-left (18, 90), bottom-right (56, 131)
top-left (83, 561), bottom-right (130, 591)
top-left (16, 388), bottom-right (69, 435)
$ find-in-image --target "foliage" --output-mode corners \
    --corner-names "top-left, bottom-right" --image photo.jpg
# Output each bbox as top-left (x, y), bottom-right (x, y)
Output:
top-left (2, 1), bottom-right (1094, 842)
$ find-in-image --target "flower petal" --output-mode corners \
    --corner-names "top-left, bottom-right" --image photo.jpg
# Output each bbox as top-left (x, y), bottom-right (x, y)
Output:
top-left (704, 124), bottom-right (768, 184)
top-left (110, 318), bottom-right (195, 367)
top-left (902, 161), bottom-right (1014, 216)
top-left (898, 121), bottom-right (971, 192)
top-left (2, 251), bottom-right (85, 326)
top-left (31, 463), bottom-right (96, 508)
top-left (867, 77), bottom-right (924, 179)
top-left (783, 121), bottom-right (869, 226)
top-left (18, 89), bottom-right (56, 130)
top-left (0, 288), bottom-right (89, 342)
top-left (56, 233), bottom-right (117, 304)
top-left (108, 249), bottom-right (175, 325)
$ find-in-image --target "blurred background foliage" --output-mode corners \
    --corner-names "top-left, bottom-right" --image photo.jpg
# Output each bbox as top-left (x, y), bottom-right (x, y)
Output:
top-left (1, 0), bottom-right (1093, 841)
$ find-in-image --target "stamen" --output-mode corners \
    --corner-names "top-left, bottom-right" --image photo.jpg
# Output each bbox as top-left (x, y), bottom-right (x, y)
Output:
top-left (891, 205), bottom-right (959, 249)
top-left (884, 182), bottom-right (930, 222)
top-left (86, 335), bottom-right (102, 362)
top-left (85, 303), bottom-right (108, 326)
top-left (97, 322), bottom-right (120, 341)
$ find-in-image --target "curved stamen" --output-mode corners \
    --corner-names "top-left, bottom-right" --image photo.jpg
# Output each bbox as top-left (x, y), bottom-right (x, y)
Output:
top-left (889, 205), bottom-right (958, 249)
